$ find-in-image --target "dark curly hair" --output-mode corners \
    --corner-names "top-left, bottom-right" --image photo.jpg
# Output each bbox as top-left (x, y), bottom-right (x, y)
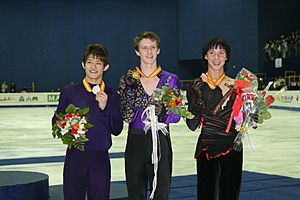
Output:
top-left (202, 37), bottom-right (230, 72)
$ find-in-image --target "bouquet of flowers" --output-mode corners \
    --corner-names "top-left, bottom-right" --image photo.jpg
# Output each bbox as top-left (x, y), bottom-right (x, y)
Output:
top-left (229, 68), bottom-right (275, 151)
top-left (52, 104), bottom-right (93, 151)
top-left (154, 80), bottom-right (194, 119)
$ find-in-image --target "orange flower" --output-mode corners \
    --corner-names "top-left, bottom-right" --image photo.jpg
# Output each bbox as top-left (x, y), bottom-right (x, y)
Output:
top-left (73, 124), bottom-right (79, 130)
top-left (71, 124), bottom-right (80, 134)
top-left (169, 100), bottom-right (177, 107)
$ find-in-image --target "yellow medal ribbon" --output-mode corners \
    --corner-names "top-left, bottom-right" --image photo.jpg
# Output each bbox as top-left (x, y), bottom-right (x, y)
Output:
top-left (205, 73), bottom-right (225, 90)
top-left (82, 78), bottom-right (105, 93)
top-left (135, 66), bottom-right (162, 78)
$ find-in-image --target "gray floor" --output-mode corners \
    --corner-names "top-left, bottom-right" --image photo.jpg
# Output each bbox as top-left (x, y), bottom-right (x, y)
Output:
top-left (0, 107), bottom-right (299, 199)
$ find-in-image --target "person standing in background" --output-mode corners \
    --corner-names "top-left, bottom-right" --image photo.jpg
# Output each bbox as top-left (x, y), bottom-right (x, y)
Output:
top-left (10, 81), bottom-right (16, 93)
top-left (1, 81), bottom-right (8, 93)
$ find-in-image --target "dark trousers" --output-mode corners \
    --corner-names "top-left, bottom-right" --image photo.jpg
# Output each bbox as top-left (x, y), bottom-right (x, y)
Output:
top-left (125, 128), bottom-right (172, 200)
top-left (63, 149), bottom-right (111, 200)
top-left (196, 150), bottom-right (243, 200)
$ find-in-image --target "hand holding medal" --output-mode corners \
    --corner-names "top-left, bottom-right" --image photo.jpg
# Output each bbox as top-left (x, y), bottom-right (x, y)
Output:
top-left (95, 90), bottom-right (108, 110)
top-left (83, 78), bottom-right (107, 110)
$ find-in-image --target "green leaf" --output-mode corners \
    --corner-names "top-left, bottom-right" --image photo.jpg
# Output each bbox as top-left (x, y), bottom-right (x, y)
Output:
top-left (54, 112), bottom-right (60, 119)
top-left (54, 112), bottom-right (65, 120)
top-left (67, 144), bottom-right (72, 149)
top-left (52, 123), bottom-right (58, 131)
top-left (257, 116), bottom-right (264, 124)
top-left (65, 104), bottom-right (76, 113)
top-left (185, 112), bottom-right (195, 119)
top-left (85, 123), bottom-right (93, 129)
top-left (76, 145), bottom-right (85, 151)
top-left (52, 131), bottom-right (56, 138)
top-left (77, 107), bottom-right (89, 115)
top-left (52, 124), bottom-right (62, 138)
top-left (262, 110), bottom-right (272, 120)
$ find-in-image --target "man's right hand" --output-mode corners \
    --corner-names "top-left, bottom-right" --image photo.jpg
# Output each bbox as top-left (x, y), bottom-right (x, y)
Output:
top-left (192, 79), bottom-right (203, 99)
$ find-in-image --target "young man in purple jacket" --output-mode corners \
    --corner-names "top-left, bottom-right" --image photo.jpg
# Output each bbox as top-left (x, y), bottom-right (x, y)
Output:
top-left (119, 31), bottom-right (180, 199)
top-left (54, 44), bottom-right (123, 200)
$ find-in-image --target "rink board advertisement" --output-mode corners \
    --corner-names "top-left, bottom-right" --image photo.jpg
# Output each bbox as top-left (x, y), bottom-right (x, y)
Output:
top-left (268, 90), bottom-right (300, 108)
top-left (181, 90), bottom-right (300, 109)
top-left (0, 91), bottom-right (299, 108)
top-left (0, 92), bottom-right (60, 106)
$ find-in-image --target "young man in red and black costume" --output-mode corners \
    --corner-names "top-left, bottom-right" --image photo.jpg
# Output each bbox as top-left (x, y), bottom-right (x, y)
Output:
top-left (186, 38), bottom-right (242, 200)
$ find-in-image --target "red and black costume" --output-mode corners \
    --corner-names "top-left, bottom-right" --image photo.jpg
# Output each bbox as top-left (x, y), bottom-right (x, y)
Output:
top-left (186, 77), bottom-right (242, 200)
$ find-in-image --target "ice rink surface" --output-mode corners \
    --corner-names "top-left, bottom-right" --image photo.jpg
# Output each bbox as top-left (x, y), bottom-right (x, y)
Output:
top-left (0, 107), bottom-right (299, 199)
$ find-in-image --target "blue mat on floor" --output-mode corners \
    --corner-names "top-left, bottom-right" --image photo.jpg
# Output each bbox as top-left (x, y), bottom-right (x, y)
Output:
top-left (48, 171), bottom-right (300, 200)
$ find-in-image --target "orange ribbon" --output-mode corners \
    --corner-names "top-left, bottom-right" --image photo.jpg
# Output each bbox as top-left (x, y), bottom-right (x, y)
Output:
top-left (82, 78), bottom-right (105, 93)
top-left (205, 73), bottom-right (225, 90)
top-left (135, 66), bottom-right (162, 78)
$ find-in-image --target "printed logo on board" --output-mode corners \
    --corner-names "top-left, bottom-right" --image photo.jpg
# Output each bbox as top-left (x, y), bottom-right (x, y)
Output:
top-left (47, 94), bottom-right (60, 102)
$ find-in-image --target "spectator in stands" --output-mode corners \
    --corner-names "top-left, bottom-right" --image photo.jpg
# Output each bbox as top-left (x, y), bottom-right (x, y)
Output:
top-left (9, 81), bottom-right (16, 93)
top-left (273, 75), bottom-right (286, 90)
top-left (1, 81), bottom-right (8, 93)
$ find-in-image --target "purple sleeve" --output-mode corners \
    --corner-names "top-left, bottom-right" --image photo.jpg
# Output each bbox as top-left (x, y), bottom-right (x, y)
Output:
top-left (52, 88), bottom-right (69, 125)
top-left (103, 92), bottom-right (124, 136)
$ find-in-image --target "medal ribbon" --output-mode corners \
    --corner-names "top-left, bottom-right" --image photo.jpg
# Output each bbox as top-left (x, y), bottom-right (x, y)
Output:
top-left (205, 73), bottom-right (225, 90)
top-left (135, 66), bottom-right (162, 78)
top-left (82, 78), bottom-right (105, 92)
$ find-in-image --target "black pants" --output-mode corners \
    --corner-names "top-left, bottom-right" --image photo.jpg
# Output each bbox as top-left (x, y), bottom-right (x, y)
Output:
top-left (196, 150), bottom-right (243, 200)
top-left (125, 128), bottom-right (172, 200)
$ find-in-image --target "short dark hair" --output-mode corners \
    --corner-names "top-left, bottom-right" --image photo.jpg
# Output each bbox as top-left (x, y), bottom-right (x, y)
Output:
top-left (134, 31), bottom-right (161, 51)
top-left (202, 37), bottom-right (230, 71)
top-left (82, 44), bottom-right (109, 66)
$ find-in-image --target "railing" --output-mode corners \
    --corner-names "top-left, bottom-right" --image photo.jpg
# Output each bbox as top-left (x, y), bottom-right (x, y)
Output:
top-left (288, 75), bottom-right (300, 87)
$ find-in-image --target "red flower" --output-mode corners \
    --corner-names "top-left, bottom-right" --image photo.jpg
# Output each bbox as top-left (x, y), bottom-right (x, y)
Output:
top-left (235, 80), bottom-right (251, 89)
top-left (57, 120), bottom-right (66, 128)
top-left (266, 95), bottom-right (275, 108)
top-left (65, 113), bottom-right (75, 120)
top-left (175, 99), bottom-right (182, 106)
top-left (242, 72), bottom-right (248, 77)
top-left (71, 124), bottom-right (80, 134)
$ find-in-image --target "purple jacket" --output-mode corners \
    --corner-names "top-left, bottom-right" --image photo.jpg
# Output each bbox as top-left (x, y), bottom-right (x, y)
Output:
top-left (54, 82), bottom-right (123, 151)
top-left (119, 70), bottom-right (181, 130)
